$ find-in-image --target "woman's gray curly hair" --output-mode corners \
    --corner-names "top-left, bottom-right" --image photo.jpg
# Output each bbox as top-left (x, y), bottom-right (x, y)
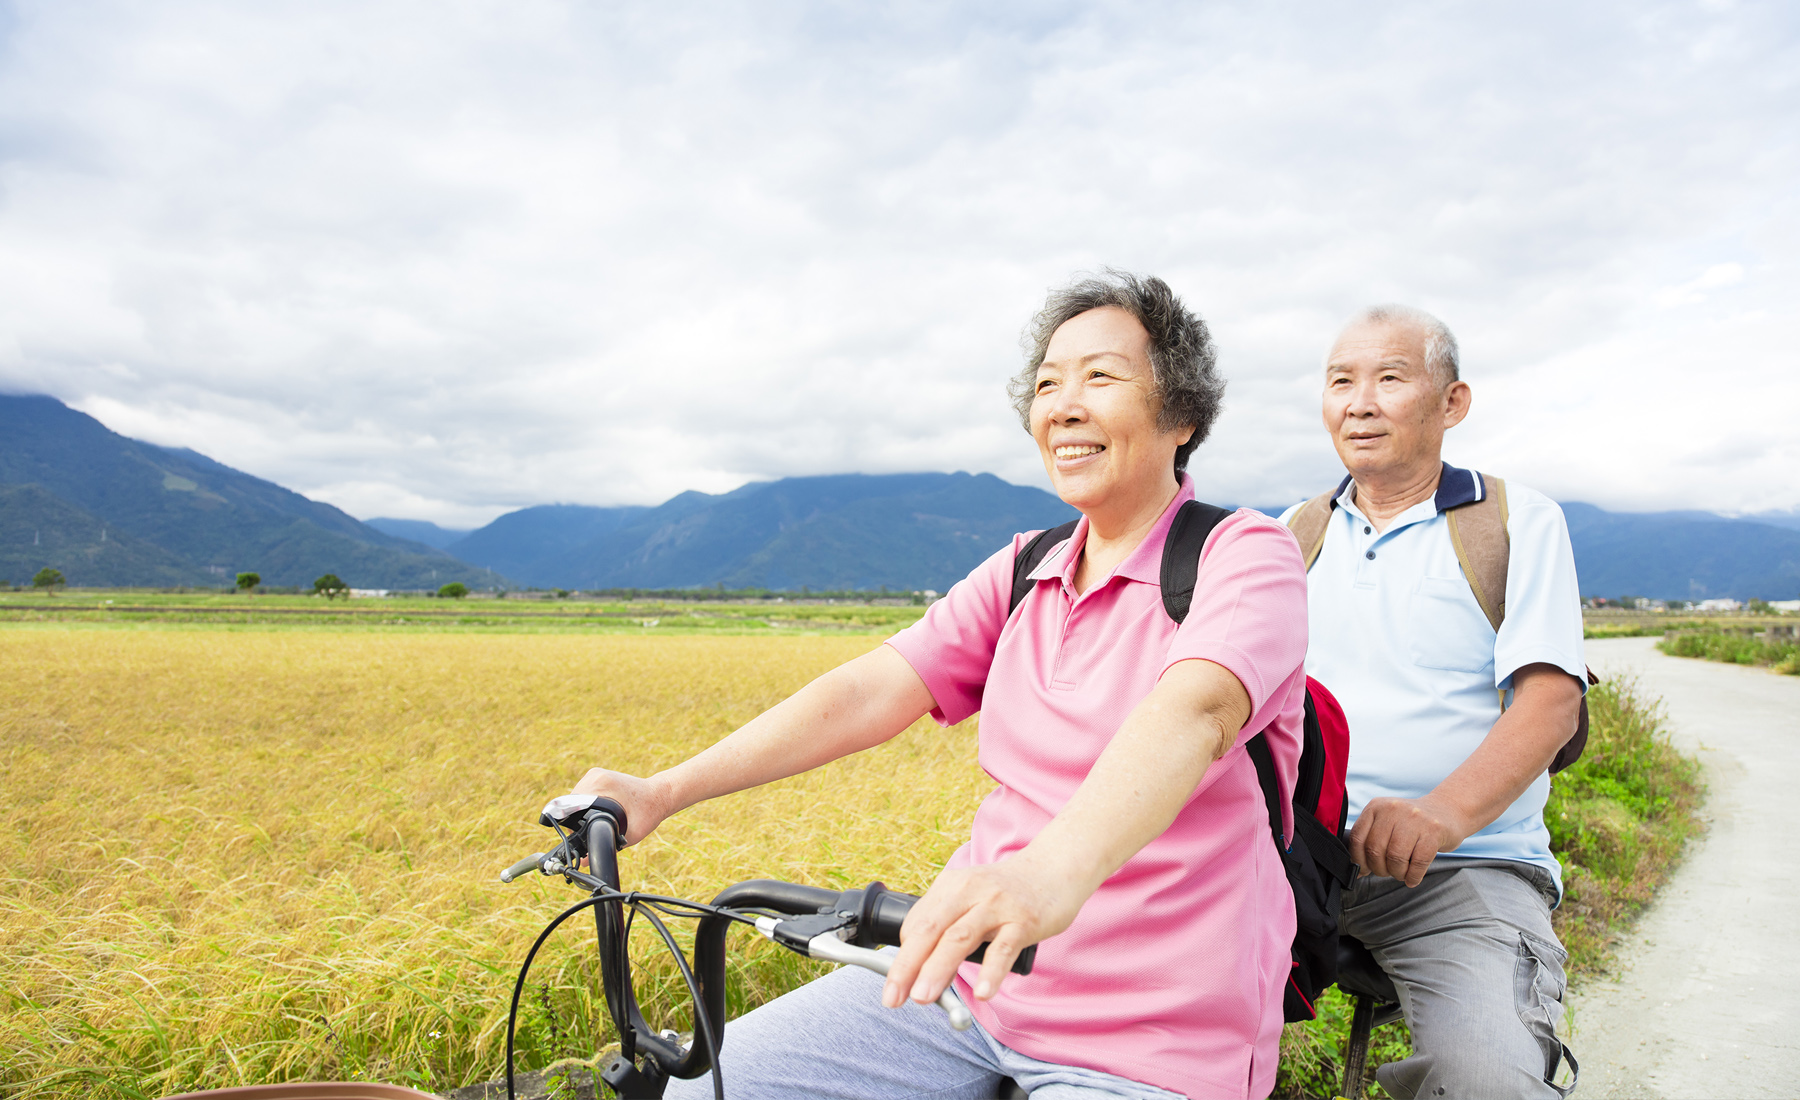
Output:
top-left (1007, 270), bottom-right (1225, 475)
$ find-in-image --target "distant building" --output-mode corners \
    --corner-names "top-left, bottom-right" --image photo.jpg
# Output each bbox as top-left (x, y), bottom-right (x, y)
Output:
top-left (1769, 600), bottom-right (1800, 614)
top-left (349, 588), bottom-right (391, 598)
top-left (1696, 598), bottom-right (1742, 612)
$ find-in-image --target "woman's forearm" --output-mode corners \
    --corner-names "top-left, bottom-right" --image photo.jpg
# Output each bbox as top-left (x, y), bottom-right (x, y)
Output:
top-left (882, 656), bottom-right (1255, 1006)
top-left (1018, 657), bottom-right (1252, 898)
top-left (653, 644), bottom-right (936, 816)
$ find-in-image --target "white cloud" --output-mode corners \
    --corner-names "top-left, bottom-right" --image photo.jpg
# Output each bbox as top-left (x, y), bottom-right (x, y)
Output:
top-left (0, 0), bottom-right (1795, 524)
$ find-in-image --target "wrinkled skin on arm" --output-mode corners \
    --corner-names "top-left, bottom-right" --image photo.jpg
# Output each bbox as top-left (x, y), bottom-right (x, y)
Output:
top-left (1348, 662), bottom-right (1582, 887)
top-left (881, 656), bottom-right (1252, 1009)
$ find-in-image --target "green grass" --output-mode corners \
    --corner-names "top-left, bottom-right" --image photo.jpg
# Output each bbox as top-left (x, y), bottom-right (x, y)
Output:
top-left (1272, 676), bottom-right (1705, 1098)
top-left (1658, 630), bottom-right (1800, 674)
top-left (1581, 615), bottom-right (1758, 640)
top-left (0, 590), bottom-right (927, 636)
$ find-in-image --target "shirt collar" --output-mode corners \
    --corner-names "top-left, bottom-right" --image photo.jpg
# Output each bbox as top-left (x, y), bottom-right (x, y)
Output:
top-left (1336, 461), bottom-right (1484, 519)
top-left (1431, 461), bottom-right (1485, 512)
top-left (1026, 474), bottom-right (1198, 586)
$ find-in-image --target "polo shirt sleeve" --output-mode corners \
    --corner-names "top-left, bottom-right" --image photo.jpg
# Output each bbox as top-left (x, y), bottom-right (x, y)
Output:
top-left (1494, 485), bottom-right (1587, 692)
top-left (1161, 511), bottom-right (1309, 733)
top-left (885, 535), bottom-right (1019, 726)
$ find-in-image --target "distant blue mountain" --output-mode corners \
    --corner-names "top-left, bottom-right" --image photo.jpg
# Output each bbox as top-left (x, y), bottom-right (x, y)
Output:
top-left (433, 482), bottom-right (1800, 598)
top-left (1560, 503), bottom-right (1800, 602)
top-left (447, 503), bottom-right (650, 580)
top-left (450, 472), bottom-right (1080, 591)
top-left (1739, 509), bottom-right (1800, 533)
top-left (364, 517), bottom-right (471, 550)
top-left (0, 394), bottom-right (498, 588)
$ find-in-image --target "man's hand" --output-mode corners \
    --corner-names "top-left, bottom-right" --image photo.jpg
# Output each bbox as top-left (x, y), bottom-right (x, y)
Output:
top-left (1348, 793), bottom-right (1473, 887)
top-left (1349, 662), bottom-right (1582, 887)
top-left (880, 855), bottom-right (1079, 1010)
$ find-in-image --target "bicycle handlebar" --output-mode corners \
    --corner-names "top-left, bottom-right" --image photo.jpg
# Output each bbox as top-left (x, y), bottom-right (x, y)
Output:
top-left (501, 796), bottom-right (1037, 1092)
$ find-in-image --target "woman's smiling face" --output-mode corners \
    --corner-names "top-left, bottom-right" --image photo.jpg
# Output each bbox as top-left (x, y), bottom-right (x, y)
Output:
top-left (1030, 306), bottom-right (1193, 522)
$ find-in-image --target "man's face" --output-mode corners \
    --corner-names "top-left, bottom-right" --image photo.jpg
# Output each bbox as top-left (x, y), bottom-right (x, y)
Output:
top-left (1031, 306), bottom-right (1191, 515)
top-left (1322, 320), bottom-right (1469, 482)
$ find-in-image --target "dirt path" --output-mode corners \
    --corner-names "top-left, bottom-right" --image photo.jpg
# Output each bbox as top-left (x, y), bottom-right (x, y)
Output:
top-left (1569, 636), bottom-right (1800, 1097)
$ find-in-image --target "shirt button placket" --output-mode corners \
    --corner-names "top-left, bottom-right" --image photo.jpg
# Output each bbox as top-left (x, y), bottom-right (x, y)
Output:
top-left (1051, 584), bottom-right (1078, 689)
top-left (1354, 517), bottom-right (1377, 586)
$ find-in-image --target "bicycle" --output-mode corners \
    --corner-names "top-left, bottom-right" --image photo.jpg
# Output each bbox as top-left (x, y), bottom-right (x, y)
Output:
top-left (498, 793), bottom-right (1036, 1100)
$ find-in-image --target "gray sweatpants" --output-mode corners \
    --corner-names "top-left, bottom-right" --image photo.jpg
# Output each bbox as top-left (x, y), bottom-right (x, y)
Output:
top-left (663, 961), bottom-right (1188, 1100)
top-left (1340, 859), bottom-right (1577, 1099)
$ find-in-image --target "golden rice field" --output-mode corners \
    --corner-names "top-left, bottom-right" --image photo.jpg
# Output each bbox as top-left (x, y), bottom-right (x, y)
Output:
top-left (0, 627), bottom-right (987, 1097)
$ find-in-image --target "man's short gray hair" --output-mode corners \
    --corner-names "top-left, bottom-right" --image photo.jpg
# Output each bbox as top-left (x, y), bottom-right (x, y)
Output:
top-left (1008, 270), bottom-right (1225, 475)
top-left (1343, 304), bottom-right (1460, 386)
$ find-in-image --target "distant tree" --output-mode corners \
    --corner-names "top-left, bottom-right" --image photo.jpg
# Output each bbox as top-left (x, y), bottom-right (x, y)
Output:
top-left (236, 572), bottom-right (261, 594)
top-left (32, 567), bottom-right (65, 593)
top-left (313, 574), bottom-right (350, 599)
top-left (553, 588), bottom-right (570, 599)
top-left (438, 582), bottom-right (469, 599)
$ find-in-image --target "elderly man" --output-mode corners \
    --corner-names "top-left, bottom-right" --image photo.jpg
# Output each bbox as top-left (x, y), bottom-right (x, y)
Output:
top-left (1282, 305), bottom-right (1585, 1099)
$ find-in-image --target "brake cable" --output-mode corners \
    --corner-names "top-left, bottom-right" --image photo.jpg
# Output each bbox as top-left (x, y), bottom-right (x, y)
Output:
top-left (505, 884), bottom-right (756, 1100)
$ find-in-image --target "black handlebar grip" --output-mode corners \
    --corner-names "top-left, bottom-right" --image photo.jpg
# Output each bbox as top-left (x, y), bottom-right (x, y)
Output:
top-left (965, 940), bottom-right (1037, 977)
top-left (844, 882), bottom-right (1036, 976)
top-left (587, 796), bottom-right (629, 848)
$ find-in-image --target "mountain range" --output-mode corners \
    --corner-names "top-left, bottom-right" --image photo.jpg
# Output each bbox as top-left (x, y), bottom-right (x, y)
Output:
top-left (0, 395), bottom-right (493, 589)
top-left (4, 393), bottom-right (1798, 599)
top-left (424, 473), bottom-right (1079, 591)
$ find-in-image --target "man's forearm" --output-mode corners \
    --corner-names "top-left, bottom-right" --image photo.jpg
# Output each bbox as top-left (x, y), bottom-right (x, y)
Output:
top-left (1429, 662), bottom-right (1581, 837)
top-left (655, 644), bottom-right (934, 815)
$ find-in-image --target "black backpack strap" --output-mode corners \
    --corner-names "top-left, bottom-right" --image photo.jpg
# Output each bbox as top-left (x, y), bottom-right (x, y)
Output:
top-left (1008, 520), bottom-right (1079, 616)
top-left (1249, 728), bottom-right (1355, 884)
top-left (1245, 732), bottom-right (1286, 846)
top-left (1158, 500), bottom-right (1233, 624)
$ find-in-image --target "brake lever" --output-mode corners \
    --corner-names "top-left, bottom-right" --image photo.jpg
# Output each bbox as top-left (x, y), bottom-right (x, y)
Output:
top-left (753, 917), bottom-right (974, 1031)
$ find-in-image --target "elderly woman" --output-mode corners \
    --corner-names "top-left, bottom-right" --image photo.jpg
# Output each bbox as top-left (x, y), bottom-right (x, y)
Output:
top-left (574, 272), bottom-right (1308, 1100)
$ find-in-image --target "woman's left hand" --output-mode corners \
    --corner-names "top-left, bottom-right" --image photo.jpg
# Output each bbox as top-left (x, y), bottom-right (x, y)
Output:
top-left (881, 854), bottom-right (1082, 1010)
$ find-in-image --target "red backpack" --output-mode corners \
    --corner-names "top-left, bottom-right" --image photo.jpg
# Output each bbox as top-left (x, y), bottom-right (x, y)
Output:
top-left (1010, 501), bottom-right (1353, 1022)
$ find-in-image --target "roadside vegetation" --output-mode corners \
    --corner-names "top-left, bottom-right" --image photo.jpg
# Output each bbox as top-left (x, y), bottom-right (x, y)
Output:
top-left (1, 621), bottom-right (1704, 1099)
top-left (1659, 630), bottom-right (1800, 675)
top-left (1581, 613), bottom-right (1774, 640)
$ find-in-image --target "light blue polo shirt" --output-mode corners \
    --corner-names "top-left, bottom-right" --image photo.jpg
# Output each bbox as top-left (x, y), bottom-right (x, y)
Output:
top-left (1281, 463), bottom-right (1586, 892)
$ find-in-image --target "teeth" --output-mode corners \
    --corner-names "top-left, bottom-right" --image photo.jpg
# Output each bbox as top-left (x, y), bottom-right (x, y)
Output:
top-left (1055, 445), bottom-right (1104, 458)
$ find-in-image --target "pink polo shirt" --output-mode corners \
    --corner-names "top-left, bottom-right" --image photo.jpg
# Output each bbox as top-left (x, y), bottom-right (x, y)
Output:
top-left (886, 478), bottom-right (1307, 1099)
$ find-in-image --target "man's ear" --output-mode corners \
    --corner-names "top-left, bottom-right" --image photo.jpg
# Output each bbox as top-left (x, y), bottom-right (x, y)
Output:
top-left (1442, 380), bottom-right (1472, 429)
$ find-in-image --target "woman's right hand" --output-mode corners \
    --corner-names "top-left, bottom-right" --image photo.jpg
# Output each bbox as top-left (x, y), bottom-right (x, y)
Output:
top-left (569, 768), bottom-right (673, 846)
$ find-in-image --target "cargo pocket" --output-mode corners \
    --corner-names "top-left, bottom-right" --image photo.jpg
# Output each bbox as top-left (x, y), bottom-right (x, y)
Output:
top-left (1514, 931), bottom-right (1578, 1097)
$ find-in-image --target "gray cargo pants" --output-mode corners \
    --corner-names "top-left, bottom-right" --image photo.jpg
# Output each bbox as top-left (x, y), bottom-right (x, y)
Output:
top-left (1340, 859), bottom-right (1577, 1099)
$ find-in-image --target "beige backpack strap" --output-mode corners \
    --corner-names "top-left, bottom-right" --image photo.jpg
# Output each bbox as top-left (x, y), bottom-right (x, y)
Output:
top-left (1444, 474), bottom-right (1510, 633)
top-left (1284, 490), bottom-right (1337, 570)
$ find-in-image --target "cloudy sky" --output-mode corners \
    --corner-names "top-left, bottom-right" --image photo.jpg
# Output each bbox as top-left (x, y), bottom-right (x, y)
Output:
top-left (1, 1), bottom-right (1794, 528)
